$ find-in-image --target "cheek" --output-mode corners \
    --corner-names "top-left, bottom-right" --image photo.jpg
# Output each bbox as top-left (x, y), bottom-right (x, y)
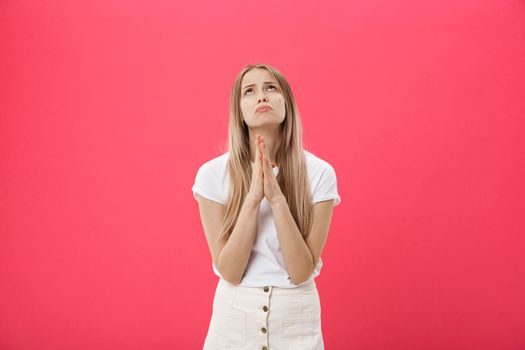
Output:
top-left (275, 96), bottom-right (286, 111)
top-left (240, 100), bottom-right (250, 116)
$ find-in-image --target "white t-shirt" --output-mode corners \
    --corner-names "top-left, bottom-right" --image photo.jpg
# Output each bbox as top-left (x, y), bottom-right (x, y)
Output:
top-left (191, 149), bottom-right (341, 288)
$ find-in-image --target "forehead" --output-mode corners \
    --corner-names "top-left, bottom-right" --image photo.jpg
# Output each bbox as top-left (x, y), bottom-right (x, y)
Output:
top-left (241, 68), bottom-right (277, 87)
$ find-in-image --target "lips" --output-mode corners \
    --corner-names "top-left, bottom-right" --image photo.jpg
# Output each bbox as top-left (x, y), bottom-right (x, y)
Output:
top-left (255, 105), bottom-right (273, 113)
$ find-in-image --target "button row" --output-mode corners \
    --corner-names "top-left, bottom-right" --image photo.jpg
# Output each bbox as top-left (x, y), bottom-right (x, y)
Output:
top-left (262, 286), bottom-right (270, 350)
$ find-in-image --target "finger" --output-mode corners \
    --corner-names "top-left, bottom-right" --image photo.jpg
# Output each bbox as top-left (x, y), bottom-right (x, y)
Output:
top-left (260, 142), bottom-right (273, 175)
top-left (259, 139), bottom-right (268, 160)
top-left (259, 141), bottom-right (267, 167)
top-left (259, 146), bottom-right (264, 176)
top-left (256, 146), bottom-right (261, 171)
top-left (262, 141), bottom-right (271, 162)
top-left (260, 146), bottom-right (268, 176)
top-left (256, 143), bottom-right (263, 179)
top-left (255, 139), bottom-right (260, 163)
top-left (259, 137), bottom-right (272, 175)
top-left (262, 151), bottom-right (268, 179)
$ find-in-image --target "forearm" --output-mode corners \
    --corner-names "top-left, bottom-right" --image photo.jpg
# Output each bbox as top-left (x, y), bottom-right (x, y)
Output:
top-left (271, 195), bottom-right (314, 285)
top-left (217, 194), bottom-right (260, 284)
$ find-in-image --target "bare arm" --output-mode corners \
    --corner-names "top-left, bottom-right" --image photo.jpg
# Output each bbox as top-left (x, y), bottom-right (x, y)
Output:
top-left (216, 194), bottom-right (261, 284)
top-left (196, 193), bottom-right (261, 285)
top-left (270, 195), bottom-right (335, 285)
top-left (198, 134), bottom-right (266, 284)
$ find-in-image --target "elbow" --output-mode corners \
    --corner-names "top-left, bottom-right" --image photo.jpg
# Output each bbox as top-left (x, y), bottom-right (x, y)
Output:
top-left (289, 264), bottom-right (316, 286)
top-left (290, 276), bottom-right (308, 286)
top-left (216, 257), bottom-right (242, 285)
top-left (289, 277), bottom-right (303, 286)
top-left (222, 275), bottom-right (241, 285)
top-left (289, 271), bottom-right (313, 286)
top-left (219, 268), bottom-right (242, 285)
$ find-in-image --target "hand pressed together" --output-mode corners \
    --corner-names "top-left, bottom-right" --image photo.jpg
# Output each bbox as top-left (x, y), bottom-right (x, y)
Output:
top-left (250, 134), bottom-right (285, 205)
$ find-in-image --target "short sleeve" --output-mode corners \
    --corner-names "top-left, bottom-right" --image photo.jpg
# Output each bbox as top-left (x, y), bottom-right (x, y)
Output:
top-left (312, 163), bottom-right (341, 207)
top-left (191, 162), bottom-right (225, 205)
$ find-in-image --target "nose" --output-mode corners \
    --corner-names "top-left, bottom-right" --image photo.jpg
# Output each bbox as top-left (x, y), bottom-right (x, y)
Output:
top-left (257, 90), bottom-right (268, 102)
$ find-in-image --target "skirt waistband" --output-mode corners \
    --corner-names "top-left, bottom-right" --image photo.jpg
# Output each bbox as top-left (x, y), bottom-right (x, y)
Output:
top-left (218, 277), bottom-right (316, 296)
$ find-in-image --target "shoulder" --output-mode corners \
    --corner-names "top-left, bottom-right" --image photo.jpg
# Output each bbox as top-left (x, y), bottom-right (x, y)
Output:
top-left (303, 149), bottom-right (341, 206)
top-left (196, 152), bottom-right (230, 175)
top-left (303, 149), bottom-right (337, 175)
top-left (192, 152), bottom-right (230, 204)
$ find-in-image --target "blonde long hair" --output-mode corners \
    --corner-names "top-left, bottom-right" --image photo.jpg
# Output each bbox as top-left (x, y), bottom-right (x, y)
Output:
top-left (220, 63), bottom-right (314, 241)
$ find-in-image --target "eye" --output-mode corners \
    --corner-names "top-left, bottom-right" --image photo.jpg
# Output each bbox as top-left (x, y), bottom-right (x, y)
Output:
top-left (243, 84), bottom-right (278, 96)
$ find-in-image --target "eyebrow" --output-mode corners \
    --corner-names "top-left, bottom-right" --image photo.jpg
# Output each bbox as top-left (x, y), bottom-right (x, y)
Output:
top-left (242, 81), bottom-right (278, 91)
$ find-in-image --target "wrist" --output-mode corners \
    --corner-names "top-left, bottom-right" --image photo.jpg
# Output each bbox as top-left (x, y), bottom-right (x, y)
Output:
top-left (269, 194), bottom-right (287, 208)
top-left (245, 193), bottom-right (262, 207)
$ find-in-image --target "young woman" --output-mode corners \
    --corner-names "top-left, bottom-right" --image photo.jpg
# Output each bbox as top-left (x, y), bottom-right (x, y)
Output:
top-left (192, 63), bottom-right (341, 350)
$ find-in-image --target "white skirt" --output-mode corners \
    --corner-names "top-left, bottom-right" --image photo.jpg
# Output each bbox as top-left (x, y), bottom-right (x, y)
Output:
top-left (202, 278), bottom-right (324, 350)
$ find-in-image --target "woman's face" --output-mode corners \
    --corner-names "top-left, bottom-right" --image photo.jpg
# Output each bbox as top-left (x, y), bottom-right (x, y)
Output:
top-left (240, 68), bottom-right (286, 128)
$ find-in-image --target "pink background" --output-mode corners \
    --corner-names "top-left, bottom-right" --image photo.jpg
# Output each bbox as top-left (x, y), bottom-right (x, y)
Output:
top-left (1, 0), bottom-right (524, 349)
